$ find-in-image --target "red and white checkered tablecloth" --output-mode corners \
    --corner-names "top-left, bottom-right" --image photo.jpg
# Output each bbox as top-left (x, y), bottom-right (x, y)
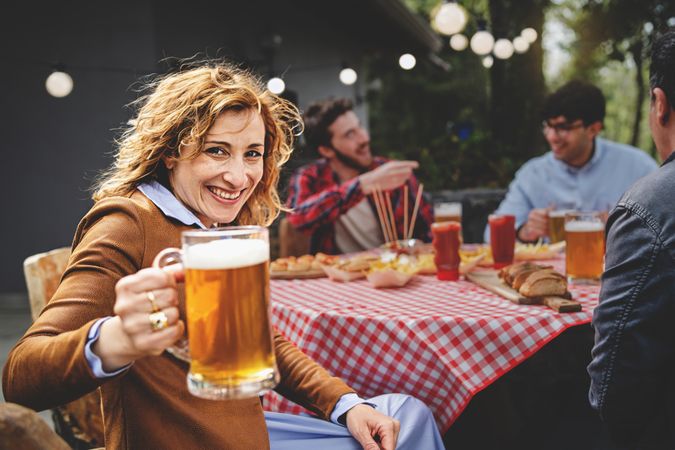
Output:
top-left (263, 258), bottom-right (599, 432)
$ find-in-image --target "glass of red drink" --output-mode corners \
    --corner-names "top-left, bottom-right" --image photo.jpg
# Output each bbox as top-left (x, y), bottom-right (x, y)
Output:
top-left (488, 214), bottom-right (515, 269)
top-left (431, 221), bottom-right (462, 281)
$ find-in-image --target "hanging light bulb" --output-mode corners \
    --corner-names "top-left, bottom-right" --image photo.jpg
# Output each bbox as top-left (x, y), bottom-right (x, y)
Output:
top-left (470, 31), bottom-right (494, 55)
top-left (267, 77), bottom-right (285, 94)
top-left (521, 27), bottom-right (538, 44)
top-left (432, 1), bottom-right (468, 36)
top-left (45, 70), bottom-right (73, 98)
top-left (482, 55), bottom-right (494, 68)
top-left (493, 39), bottom-right (515, 59)
top-left (512, 36), bottom-right (530, 54)
top-left (449, 34), bottom-right (469, 51)
top-left (339, 67), bottom-right (358, 85)
top-left (399, 53), bottom-right (416, 70)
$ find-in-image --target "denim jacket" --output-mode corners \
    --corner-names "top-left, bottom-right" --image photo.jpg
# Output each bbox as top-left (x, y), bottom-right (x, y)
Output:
top-left (588, 151), bottom-right (675, 448)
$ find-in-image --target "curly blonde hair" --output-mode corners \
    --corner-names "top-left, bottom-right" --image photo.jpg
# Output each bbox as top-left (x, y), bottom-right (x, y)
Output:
top-left (93, 60), bottom-right (302, 226)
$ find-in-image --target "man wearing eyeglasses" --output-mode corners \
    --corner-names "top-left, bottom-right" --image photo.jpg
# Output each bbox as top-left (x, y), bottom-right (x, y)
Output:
top-left (485, 80), bottom-right (657, 243)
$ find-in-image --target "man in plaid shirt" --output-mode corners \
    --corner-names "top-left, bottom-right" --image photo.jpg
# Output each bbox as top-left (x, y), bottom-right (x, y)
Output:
top-left (286, 98), bottom-right (433, 254)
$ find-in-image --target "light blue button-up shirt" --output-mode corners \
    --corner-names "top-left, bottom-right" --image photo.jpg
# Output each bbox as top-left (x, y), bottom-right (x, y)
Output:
top-left (484, 137), bottom-right (658, 241)
top-left (86, 180), bottom-right (364, 424)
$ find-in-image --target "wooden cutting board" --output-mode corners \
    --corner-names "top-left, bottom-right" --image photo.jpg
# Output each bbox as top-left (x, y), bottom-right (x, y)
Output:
top-left (465, 270), bottom-right (582, 313)
top-left (271, 269), bottom-right (326, 280)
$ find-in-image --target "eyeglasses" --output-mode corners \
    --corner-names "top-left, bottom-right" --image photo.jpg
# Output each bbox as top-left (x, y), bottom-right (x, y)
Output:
top-left (541, 120), bottom-right (585, 137)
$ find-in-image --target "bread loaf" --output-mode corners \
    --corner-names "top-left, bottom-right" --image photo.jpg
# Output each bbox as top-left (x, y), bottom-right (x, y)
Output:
top-left (499, 262), bottom-right (567, 298)
top-left (518, 269), bottom-right (567, 297)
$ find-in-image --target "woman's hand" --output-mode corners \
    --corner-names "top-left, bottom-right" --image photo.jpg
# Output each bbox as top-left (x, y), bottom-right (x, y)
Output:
top-left (93, 267), bottom-right (185, 371)
top-left (346, 404), bottom-right (400, 450)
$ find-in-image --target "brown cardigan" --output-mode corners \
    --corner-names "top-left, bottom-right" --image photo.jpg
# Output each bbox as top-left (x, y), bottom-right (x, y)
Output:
top-left (3, 191), bottom-right (353, 449)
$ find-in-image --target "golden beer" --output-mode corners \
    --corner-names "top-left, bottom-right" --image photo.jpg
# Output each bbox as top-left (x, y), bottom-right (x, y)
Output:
top-left (548, 210), bottom-right (573, 243)
top-left (565, 218), bottom-right (605, 283)
top-left (180, 229), bottom-right (278, 399)
top-left (434, 202), bottom-right (462, 224)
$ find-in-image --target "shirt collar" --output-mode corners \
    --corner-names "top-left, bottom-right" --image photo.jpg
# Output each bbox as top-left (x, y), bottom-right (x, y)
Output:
top-left (662, 150), bottom-right (675, 166)
top-left (138, 180), bottom-right (207, 229)
top-left (549, 137), bottom-right (605, 174)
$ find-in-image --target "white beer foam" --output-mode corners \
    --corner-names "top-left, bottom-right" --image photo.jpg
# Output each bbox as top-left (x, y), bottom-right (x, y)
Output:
top-left (185, 239), bottom-right (269, 269)
top-left (549, 209), bottom-right (574, 218)
top-left (435, 203), bottom-right (462, 215)
top-left (564, 221), bottom-right (604, 233)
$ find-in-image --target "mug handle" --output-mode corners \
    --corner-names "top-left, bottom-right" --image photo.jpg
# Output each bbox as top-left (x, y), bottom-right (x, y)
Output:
top-left (153, 247), bottom-right (183, 269)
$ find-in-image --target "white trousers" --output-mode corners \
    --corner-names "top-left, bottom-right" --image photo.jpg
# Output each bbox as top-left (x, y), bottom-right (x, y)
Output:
top-left (266, 393), bottom-right (445, 450)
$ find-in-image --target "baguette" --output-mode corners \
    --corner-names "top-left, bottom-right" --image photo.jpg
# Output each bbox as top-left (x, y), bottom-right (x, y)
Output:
top-left (498, 262), bottom-right (568, 298)
top-left (519, 269), bottom-right (567, 297)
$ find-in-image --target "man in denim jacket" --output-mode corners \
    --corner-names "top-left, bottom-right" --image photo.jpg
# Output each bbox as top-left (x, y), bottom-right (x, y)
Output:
top-left (588, 30), bottom-right (675, 448)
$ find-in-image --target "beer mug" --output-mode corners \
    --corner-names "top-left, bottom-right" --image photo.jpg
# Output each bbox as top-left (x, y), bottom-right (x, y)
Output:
top-left (434, 202), bottom-right (462, 224)
top-left (564, 212), bottom-right (605, 284)
top-left (547, 203), bottom-right (575, 244)
top-left (155, 226), bottom-right (279, 400)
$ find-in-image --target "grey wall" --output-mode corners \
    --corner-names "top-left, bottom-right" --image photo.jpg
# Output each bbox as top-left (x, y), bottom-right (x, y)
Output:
top-left (0, 0), bottom-right (415, 292)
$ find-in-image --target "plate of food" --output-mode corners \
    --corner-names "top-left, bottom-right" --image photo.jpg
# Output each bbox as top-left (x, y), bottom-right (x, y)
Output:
top-left (514, 241), bottom-right (566, 260)
top-left (270, 253), bottom-right (338, 279)
top-left (321, 256), bottom-right (375, 282)
top-left (366, 253), bottom-right (418, 288)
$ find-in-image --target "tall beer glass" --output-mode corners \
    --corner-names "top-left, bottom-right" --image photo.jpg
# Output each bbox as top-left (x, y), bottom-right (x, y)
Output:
top-left (155, 226), bottom-right (278, 400)
top-left (548, 204), bottom-right (575, 244)
top-left (565, 212), bottom-right (605, 284)
top-left (434, 202), bottom-right (462, 223)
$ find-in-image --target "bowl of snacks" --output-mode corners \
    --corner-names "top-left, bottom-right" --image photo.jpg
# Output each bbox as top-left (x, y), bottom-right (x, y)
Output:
top-left (366, 253), bottom-right (418, 288)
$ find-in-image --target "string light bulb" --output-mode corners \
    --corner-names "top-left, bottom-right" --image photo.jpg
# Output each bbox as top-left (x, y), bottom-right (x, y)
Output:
top-left (512, 36), bottom-right (530, 54)
top-left (521, 27), bottom-right (538, 44)
top-left (482, 55), bottom-right (494, 68)
top-left (339, 67), bottom-right (358, 85)
top-left (493, 39), bottom-right (515, 59)
top-left (45, 70), bottom-right (73, 98)
top-left (267, 77), bottom-right (285, 94)
top-left (398, 53), bottom-right (416, 70)
top-left (449, 34), bottom-right (469, 51)
top-left (470, 30), bottom-right (495, 55)
top-left (432, 1), bottom-right (468, 36)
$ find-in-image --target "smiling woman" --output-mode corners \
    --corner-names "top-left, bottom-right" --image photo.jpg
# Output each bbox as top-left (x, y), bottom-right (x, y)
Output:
top-left (165, 109), bottom-right (267, 227)
top-left (93, 62), bottom-right (300, 227)
top-left (2, 60), bottom-right (445, 450)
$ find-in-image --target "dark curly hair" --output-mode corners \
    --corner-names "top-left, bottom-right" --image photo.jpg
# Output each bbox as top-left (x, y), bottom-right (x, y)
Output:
top-left (542, 80), bottom-right (605, 126)
top-left (302, 97), bottom-right (353, 153)
top-left (650, 29), bottom-right (675, 111)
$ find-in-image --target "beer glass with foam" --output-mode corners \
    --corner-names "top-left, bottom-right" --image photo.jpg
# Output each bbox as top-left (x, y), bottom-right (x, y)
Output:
top-left (564, 212), bottom-right (605, 284)
top-left (155, 226), bottom-right (278, 399)
top-left (434, 202), bottom-right (462, 224)
top-left (547, 203), bottom-right (576, 244)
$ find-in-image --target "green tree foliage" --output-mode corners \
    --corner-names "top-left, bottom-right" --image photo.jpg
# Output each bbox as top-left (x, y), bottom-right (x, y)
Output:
top-left (367, 0), bottom-right (549, 190)
top-left (564, 0), bottom-right (674, 149)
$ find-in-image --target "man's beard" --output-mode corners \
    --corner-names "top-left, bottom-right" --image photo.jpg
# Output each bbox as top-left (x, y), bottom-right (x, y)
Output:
top-left (331, 145), bottom-right (371, 173)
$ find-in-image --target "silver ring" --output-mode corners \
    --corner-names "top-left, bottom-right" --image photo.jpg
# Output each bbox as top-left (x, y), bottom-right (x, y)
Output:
top-left (149, 311), bottom-right (168, 332)
top-left (146, 291), bottom-right (159, 312)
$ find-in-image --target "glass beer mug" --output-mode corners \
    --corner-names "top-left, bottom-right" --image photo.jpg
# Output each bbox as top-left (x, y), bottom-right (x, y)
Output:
top-left (154, 226), bottom-right (279, 400)
top-left (564, 212), bottom-right (605, 284)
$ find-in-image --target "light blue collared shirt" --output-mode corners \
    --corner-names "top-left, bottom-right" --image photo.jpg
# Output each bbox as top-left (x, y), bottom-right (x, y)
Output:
top-left (86, 180), bottom-right (364, 424)
top-left (484, 137), bottom-right (658, 241)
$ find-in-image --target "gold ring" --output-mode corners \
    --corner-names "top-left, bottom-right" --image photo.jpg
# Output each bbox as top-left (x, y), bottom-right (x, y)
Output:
top-left (149, 311), bottom-right (168, 332)
top-left (146, 291), bottom-right (159, 312)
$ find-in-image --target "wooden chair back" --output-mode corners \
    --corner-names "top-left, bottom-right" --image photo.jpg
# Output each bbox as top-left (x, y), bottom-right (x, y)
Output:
top-left (279, 217), bottom-right (310, 257)
top-left (23, 247), bottom-right (105, 448)
top-left (0, 402), bottom-right (70, 450)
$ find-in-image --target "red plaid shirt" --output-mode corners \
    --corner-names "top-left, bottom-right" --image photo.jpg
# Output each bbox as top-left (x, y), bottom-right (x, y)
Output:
top-left (286, 157), bottom-right (433, 254)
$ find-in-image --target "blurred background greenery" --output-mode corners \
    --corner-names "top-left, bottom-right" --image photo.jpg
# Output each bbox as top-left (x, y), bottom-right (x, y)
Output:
top-left (365, 0), bottom-right (674, 191)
